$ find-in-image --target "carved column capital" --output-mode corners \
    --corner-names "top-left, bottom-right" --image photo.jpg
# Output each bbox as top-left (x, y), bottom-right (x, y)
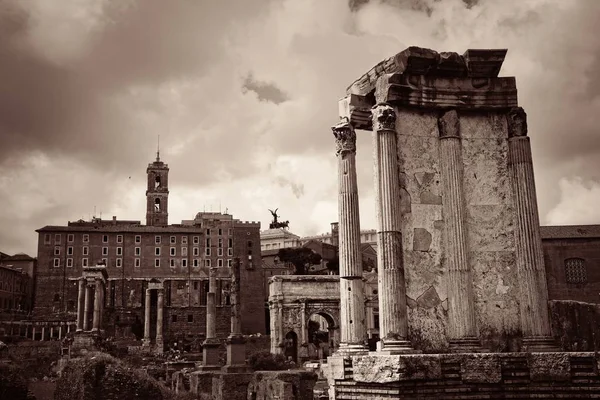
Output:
top-left (372, 103), bottom-right (396, 132)
top-left (438, 109), bottom-right (460, 138)
top-left (507, 107), bottom-right (528, 138)
top-left (332, 118), bottom-right (356, 155)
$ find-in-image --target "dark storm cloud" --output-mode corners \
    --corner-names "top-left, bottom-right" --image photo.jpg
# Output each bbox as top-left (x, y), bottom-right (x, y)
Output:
top-left (243, 76), bottom-right (289, 104)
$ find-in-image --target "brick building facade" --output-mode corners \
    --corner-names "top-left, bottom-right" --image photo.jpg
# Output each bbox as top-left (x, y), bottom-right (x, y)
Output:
top-left (0, 253), bottom-right (35, 314)
top-left (33, 154), bottom-right (265, 345)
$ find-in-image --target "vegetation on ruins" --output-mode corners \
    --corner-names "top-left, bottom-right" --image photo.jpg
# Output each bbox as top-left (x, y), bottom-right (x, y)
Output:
top-left (248, 350), bottom-right (289, 371)
top-left (277, 247), bottom-right (322, 275)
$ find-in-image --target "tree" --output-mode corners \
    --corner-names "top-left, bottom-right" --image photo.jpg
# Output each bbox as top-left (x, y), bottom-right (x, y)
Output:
top-left (277, 247), bottom-right (322, 275)
top-left (326, 258), bottom-right (339, 274)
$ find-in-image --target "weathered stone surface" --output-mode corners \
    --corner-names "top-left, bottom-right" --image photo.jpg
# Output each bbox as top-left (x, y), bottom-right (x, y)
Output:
top-left (352, 355), bottom-right (442, 383)
top-left (212, 372), bottom-right (253, 400)
top-left (528, 352), bottom-right (570, 382)
top-left (419, 191), bottom-right (442, 205)
top-left (415, 172), bottom-right (435, 187)
top-left (460, 354), bottom-right (501, 383)
top-left (416, 286), bottom-right (441, 309)
top-left (413, 228), bottom-right (432, 251)
top-left (247, 370), bottom-right (317, 400)
top-left (407, 305), bottom-right (448, 352)
top-left (325, 356), bottom-right (346, 380)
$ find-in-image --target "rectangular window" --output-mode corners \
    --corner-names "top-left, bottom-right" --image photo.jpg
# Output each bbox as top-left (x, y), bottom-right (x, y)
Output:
top-left (170, 259), bottom-right (175, 267)
top-left (206, 229), bottom-right (210, 235)
top-left (228, 228), bottom-right (232, 235)
top-left (205, 259), bottom-right (211, 267)
top-left (182, 236), bottom-right (188, 245)
top-left (228, 238), bottom-right (233, 247)
top-left (67, 246), bottom-right (73, 255)
top-left (182, 247), bottom-right (188, 257)
top-left (218, 248), bottom-right (223, 256)
top-left (102, 247), bottom-right (108, 256)
top-left (187, 314), bottom-right (193, 323)
top-left (55, 234), bottom-right (61, 244)
top-left (117, 235), bottom-right (123, 243)
top-left (155, 247), bottom-right (160, 256)
top-left (218, 228), bottom-right (222, 236)
top-left (155, 236), bottom-right (161, 244)
top-left (170, 247), bottom-right (176, 256)
top-left (116, 258), bottom-right (122, 268)
top-left (83, 246), bottom-right (89, 256)
top-left (172, 315), bottom-right (178, 323)
top-left (193, 236), bottom-right (199, 245)
top-left (102, 235), bottom-right (108, 243)
top-left (135, 258), bottom-right (140, 268)
top-left (193, 259), bottom-right (199, 267)
top-left (135, 235), bottom-right (141, 243)
top-left (227, 248), bottom-right (233, 256)
top-left (205, 248), bottom-right (211, 256)
top-left (66, 258), bottom-right (73, 268)
top-left (193, 247), bottom-right (199, 256)
top-left (218, 238), bottom-right (223, 248)
top-left (54, 246), bottom-right (61, 256)
top-left (155, 259), bottom-right (160, 268)
top-left (135, 247), bottom-right (141, 256)
top-left (83, 234), bottom-right (89, 243)
top-left (218, 259), bottom-right (223, 267)
top-left (82, 258), bottom-right (88, 267)
top-left (170, 236), bottom-right (176, 244)
top-left (227, 259), bottom-right (232, 267)
top-left (194, 281), bottom-right (199, 290)
top-left (44, 234), bottom-right (51, 244)
top-left (182, 259), bottom-right (187, 268)
top-left (67, 234), bottom-right (74, 242)
top-left (206, 238), bottom-right (211, 247)
top-left (54, 258), bottom-right (60, 268)
top-left (116, 247), bottom-right (123, 256)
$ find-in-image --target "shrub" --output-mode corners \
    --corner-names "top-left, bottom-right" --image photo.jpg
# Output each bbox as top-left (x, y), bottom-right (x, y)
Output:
top-left (0, 363), bottom-right (32, 400)
top-left (248, 351), bottom-right (288, 371)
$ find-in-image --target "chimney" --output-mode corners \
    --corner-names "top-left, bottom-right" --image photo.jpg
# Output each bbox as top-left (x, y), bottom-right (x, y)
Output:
top-left (112, 216), bottom-right (117, 225)
top-left (331, 222), bottom-right (339, 247)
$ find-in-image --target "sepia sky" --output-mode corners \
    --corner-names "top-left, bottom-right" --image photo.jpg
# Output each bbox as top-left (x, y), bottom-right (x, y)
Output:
top-left (1, 0), bottom-right (600, 256)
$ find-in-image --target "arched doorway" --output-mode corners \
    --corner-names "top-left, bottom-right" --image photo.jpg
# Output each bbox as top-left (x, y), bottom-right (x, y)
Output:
top-left (307, 312), bottom-right (336, 361)
top-left (284, 331), bottom-right (298, 363)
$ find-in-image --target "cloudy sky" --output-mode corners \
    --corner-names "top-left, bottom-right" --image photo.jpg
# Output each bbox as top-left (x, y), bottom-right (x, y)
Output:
top-left (1, 0), bottom-right (599, 256)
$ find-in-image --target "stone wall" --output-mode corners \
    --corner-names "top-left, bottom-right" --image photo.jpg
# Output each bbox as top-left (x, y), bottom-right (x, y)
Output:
top-left (398, 109), bottom-right (521, 352)
top-left (550, 300), bottom-right (600, 351)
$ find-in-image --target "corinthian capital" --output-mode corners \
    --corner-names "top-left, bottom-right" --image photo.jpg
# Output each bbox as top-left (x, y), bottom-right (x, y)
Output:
top-left (507, 107), bottom-right (528, 138)
top-left (332, 118), bottom-right (356, 155)
top-left (372, 103), bottom-right (397, 132)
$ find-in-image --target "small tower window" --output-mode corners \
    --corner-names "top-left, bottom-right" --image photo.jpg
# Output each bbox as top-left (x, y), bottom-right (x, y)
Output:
top-left (565, 258), bottom-right (587, 284)
top-left (155, 198), bottom-right (161, 211)
top-left (155, 175), bottom-right (161, 189)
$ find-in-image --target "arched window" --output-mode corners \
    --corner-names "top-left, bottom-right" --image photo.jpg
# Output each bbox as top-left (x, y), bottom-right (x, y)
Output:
top-left (155, 176), bottom-right (161, 189)
top-left (565, 258), bottom-right (587, 284)
top-left (154, 198), bottom-right (161, 211)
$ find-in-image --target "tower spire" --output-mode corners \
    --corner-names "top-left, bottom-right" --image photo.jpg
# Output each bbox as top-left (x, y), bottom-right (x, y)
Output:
top-left (156, 134), bottom-right (160, 162)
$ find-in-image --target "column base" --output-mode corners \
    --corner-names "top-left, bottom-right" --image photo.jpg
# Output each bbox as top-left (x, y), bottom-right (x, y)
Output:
top-left (142, 338), bottom-right (152, 347)
top-left (335, 342), bottom-right (369, 357)
top-left (155, 337), bottom-right (164, 354)
top-left (522, 336), bottom-right (560, 352)
top-left (221, 364), bottom-right (252, 373)
top-left (202, 338), bottom-right (221, 368)
top-left (225, 334), bottom-right (247, 367)
top-left (448, 337), bottom-right (488, 353)
top-left (377, 339), bottom-right (420, 354)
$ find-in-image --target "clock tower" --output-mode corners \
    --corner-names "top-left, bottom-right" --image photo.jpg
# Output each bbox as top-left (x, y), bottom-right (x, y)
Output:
top-left (146, 150), bottom-right (169, 226)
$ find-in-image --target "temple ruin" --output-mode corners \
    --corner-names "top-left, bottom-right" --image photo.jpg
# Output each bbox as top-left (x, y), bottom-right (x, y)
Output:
top-left (324, 46), bottom-right (600, 398)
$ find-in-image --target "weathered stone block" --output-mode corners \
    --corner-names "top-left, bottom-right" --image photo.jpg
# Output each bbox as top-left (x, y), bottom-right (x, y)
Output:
top-left (352, 354), bottom-right (442, 383)
top-left (528, 352), bottom-right (571, 382)
top-left (459, 354), bottom-right (501, 383)
top-left (416, 286), bottom-right (441, 309)
top-left (413, 228), bottom-right (433, 251)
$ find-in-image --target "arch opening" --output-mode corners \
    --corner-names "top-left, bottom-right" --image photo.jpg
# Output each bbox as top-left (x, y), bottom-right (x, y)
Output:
top-left (307, 311), bottom-right (336, 360)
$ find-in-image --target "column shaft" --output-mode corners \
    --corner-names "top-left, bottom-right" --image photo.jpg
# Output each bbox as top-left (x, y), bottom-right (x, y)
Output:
top-left (144, 289), bottom-right (151, 341)
top-left (301, 302), bottom-right (307, 344)
top-left (76, 279), bottom-right (85, 331)
top-left (438, 110), bottom-right (480, 350)
top-left (230, 258), bottom-right (241, 336)
top-left (507, 108), bottom-right (556, 351)
top-left (83, 284), bottom-right (92, 331)
top-left (332, 119), bottom-right (367, 352)
top-left (372, 104), bottom-right (413, 352)
top-left (156, 289), bottom-right (164, 340)
top-left (206, 292), bottom-right (216, 338)
top-left (92, 280), bottom-right (101, 331)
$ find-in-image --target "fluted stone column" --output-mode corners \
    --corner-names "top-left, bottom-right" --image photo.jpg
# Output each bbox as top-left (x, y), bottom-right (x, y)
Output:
top-left (76, 278), bottom-right (85, 331)
top-left (92, 279), bottom-right (101, 331)
top-left (438, 110), bottom-right (482, 351)
top-left (156, 290), bottom-right (164, 341)
top-left (83, 283), bottom-right (92, 331)
top-left (507, 107), bottom-right (558, 352)
top-left (332, 118), bottom-right (367, 353)
top-left (301, 301), bottom-right (307, 345)
top-left (223, 257), bottom-right (248, 372)
top-left (372, 104), bottom-right (414, 353)
top-left (143, 288), bottom-right (151, 345)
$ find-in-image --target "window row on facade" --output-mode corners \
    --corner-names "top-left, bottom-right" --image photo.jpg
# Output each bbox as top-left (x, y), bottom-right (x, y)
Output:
top-left (44, 231), bottom-right (235, 245)
top-left (52, 246), bottom-right (235, 257)
top-left (52, 257), bottom-right (234, 268)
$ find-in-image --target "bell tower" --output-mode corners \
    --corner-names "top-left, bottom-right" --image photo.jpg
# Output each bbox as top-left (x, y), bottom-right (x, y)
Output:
top-left (146, 147), bottom-right (169, 226)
